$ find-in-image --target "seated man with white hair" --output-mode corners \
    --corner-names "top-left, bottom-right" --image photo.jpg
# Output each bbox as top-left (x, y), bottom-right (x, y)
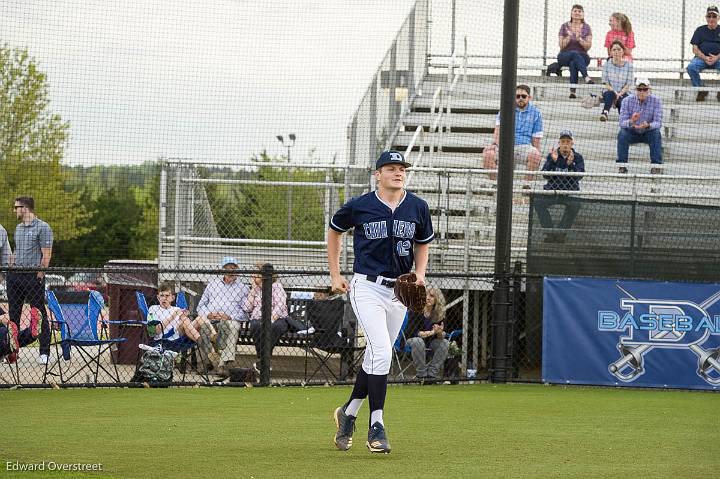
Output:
top-left (616, 77), bottom-right (663, 175)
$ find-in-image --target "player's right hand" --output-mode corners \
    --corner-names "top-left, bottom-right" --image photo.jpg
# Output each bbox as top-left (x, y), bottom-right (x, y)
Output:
top-left (330, 275), bottom-right (349, 294)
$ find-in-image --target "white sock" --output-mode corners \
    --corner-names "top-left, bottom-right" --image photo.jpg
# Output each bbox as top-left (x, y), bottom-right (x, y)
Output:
top-left (370, 409), bottom-right (384, 426)
top-left (344, 399), bottom-right (364, 417)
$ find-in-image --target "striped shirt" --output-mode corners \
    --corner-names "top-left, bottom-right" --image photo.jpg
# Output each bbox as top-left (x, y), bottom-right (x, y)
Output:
top-left (13, 218), bottom-right (53, 267)
top-left (197, 277), bottom-right (250, 322)
top-left (242, 281), bottom-right (289, 321)
top-left (602, 60), bottom-right (634, 92)
top-left (619, 94), bottom-right (663, 130)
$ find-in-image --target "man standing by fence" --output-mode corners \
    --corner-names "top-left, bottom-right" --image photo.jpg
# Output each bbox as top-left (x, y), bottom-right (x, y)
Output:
top-left (8, 196), bottom-right (53, 365)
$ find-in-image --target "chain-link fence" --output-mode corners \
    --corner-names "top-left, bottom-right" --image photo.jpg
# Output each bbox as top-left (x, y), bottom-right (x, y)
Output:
top-left (2, 265), bottom-right (544, 387)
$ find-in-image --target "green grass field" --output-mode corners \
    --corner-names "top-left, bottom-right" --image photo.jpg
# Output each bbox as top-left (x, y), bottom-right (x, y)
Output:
top-left (2, 384), bottom-right (717, 478)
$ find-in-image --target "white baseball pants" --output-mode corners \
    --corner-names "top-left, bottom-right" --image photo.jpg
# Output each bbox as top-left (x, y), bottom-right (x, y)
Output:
top-left (349, 274), bottom-right (407, 375)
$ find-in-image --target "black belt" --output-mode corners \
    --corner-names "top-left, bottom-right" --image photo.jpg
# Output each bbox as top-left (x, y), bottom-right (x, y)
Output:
top-left (365, 275), bottom-right (396, 288)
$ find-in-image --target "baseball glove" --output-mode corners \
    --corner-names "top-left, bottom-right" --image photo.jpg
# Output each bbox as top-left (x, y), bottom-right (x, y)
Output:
top-left (393, 273), bottom-right (427, 313)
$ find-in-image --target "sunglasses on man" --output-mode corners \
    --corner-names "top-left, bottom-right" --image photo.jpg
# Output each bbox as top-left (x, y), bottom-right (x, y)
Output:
top-left (515, 94), bottom-right (529, 99)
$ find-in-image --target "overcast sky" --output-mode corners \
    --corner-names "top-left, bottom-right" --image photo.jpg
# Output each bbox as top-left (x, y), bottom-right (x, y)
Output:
top-left (0, 0), bottom-right (704, 166)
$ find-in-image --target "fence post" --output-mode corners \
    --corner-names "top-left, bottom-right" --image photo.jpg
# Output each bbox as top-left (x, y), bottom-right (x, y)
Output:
top-left (259, 263), bottom-right (274, 386)
top-left (510, 261), bottom-right (523, 379)
top-left (491, 0), bottom-right (521, 384)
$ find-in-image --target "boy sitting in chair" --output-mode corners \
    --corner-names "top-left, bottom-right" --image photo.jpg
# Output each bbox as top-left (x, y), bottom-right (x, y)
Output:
top-left (0, 306), bottom-right (41, 363)
top-left (149, 282), bottom-right (212, 345)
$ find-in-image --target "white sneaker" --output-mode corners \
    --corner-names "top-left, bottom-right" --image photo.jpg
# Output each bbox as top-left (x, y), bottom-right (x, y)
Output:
top-left (297, 327), bottom-right (315, 336)
top-left (37, 354), bottom-right (49, 365)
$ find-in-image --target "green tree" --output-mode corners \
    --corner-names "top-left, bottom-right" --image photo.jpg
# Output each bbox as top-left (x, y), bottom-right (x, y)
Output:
top-left (0, 45), bottom-right (86, 241)
top-left (53, 187), bottom-right (147, 267)
top-left (205, 152), bottom-right (326, 242)
top-left (128, 165), bottom-right (160, 259)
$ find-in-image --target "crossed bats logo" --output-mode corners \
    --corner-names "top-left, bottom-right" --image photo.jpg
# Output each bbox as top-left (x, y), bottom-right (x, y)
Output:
top-left (604, 285), bottom-right (720, 385)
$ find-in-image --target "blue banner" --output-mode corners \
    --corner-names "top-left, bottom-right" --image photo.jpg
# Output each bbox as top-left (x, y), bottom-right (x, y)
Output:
top-left (542, 277), bottom-right (720, 390)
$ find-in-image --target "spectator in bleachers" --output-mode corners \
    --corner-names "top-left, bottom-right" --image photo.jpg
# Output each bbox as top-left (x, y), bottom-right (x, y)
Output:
top-left (534, 130), bottom-right (585, 243)
top-left (483, 85), bottom-right (543, 182)
top-left (617, 78), bottom-right (663, 174)
top-left (557, 4), bottom-right (594, 99)
top-left (406, 285), bottom-right (449, 380)
top-left (196, 257), bottom-right (249, 377)
top-left (0, 306), bottom-right (40, 364)
top-left (604, 13), bottom-right (635, 61)
top-left (600, 40), bottom-right (634, 121)
top-left (687, 5), bottom-right (720, 101)
top-left (244, 262), bottom-right (305, 366)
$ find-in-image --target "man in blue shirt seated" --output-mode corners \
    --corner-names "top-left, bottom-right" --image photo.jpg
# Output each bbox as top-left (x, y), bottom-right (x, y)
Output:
top-left (617, 78), bottom-right (663, 175)
top-left (483, 84), bottom-right (544, 183)
top-left (687, 5), bottom-right (720, 101)
top-left (196, 257), bottom-right (250, 377)
top-left (533, 130), bottom-right (585, 244)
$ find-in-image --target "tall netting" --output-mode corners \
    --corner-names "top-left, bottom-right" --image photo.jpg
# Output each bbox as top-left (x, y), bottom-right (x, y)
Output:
top-left (2, 0), bottom-right (720, 386)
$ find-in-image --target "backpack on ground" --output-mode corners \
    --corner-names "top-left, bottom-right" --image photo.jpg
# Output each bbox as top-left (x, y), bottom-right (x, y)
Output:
top-left (131, 348), bottom-right (174, 383)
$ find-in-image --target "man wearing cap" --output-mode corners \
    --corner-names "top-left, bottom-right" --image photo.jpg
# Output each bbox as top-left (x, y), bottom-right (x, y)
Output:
top-left (687, 5), bottom-right (720, 101)
top-left (328, 150), bottom-right (433, 454)
top-left (483, 84), bottom-right (544, 182)
top-left (195, 256), bottom-right (249, 376)
top-left (617, 78), bottom-right (663, 174)
top-left (533, 130), bottom-right (585, 242)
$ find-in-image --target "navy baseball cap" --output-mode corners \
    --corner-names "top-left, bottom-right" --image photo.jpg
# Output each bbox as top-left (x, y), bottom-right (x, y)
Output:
top-left (375, 150), bottom-right (411, 170)
top-left (559, 129), bottom-right (574, 140)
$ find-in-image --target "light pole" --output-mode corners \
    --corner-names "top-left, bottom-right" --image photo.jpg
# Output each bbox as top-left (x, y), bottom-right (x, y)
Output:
top-left (276, 134), bottom-right (296, 241)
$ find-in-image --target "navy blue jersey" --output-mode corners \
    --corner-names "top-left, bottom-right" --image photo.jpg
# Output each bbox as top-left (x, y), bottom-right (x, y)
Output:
top-left (330, 190), bottom-right (434, 278)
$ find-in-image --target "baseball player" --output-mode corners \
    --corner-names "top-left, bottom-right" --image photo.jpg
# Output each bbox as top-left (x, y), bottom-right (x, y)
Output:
top-left (328, 150), bottom-right (434, 454)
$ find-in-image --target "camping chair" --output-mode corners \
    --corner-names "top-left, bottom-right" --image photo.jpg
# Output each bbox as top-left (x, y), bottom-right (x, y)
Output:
top-left (391, 314), bottom-right (464, 380)
top-left (0, 307), bottom-right (44, 385)
top-left (304, 298), bottom-right (350, 382)
top-left (0, 324), bottom-right (21, 385)
top-left (44, 290), bottom-right (126, 384)
top-left (134, 290), bottom-right (209, 382)
top-left (390, 312), bottom-right (414, 380)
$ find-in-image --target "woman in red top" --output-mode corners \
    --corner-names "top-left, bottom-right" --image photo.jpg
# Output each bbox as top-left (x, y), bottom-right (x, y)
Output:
top-left (604, 12), bottom-right (635, 61)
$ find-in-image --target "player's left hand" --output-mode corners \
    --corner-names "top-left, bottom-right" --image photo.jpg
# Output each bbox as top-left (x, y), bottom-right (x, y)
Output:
top-left (414, 275), bottom-right (426, 286)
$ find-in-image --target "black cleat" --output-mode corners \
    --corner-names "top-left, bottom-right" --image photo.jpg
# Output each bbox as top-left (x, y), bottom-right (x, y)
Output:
top-left (333, 406), bottom-right (356, 451)
top-left (366, 422), bottom-right (391, 454)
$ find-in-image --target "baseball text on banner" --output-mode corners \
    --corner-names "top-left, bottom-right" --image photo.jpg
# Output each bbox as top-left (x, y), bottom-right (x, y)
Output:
top-left (542, 277), bottom-right (720, 390)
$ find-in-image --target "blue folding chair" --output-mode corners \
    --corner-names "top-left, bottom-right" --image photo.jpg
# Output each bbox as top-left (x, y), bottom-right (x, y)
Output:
top-left (391, 312), bottom-right (414, 380)
top-left (134, 290), bottom-right (208, 382)
top-left (447, 329), bottom-right (462, 342)
top-left (44, 290), bottom-right (126, 384)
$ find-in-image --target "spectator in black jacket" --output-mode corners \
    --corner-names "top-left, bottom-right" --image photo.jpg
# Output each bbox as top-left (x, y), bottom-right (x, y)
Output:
top-left (534, 130), bottom-right (585, 243)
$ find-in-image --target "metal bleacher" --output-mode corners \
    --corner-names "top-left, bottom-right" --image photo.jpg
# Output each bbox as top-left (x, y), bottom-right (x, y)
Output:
top-left (158, 68), bottom-right (720, 280)
top-left (386, 67), bottom-right (720, 275)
